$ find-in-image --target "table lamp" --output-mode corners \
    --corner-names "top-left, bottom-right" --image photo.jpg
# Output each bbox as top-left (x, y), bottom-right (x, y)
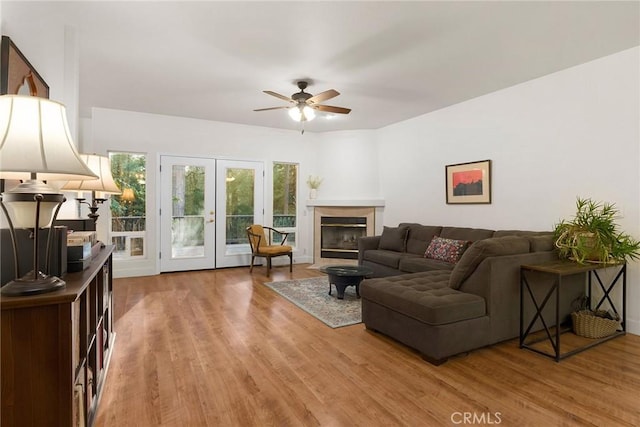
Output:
top-left (62, 154), bottom-right (121, 221)
top-left (0, 95), bottom-right (98, 296)
top-left (120, 188), bottom-right (135, 203)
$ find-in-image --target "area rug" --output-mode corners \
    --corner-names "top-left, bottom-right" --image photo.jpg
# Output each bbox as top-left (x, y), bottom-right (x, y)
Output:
top-left (264, 277), bottom-right (362, 328)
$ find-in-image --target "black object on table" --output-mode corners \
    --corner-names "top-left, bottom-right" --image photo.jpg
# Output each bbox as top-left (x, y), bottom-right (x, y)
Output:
top-left (520, 259), bottom-right (626, 362)
top-left (319, 265), bottom-right (373, 299)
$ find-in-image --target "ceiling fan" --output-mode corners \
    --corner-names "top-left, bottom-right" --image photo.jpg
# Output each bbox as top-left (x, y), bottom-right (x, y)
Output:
top-left (254, 81), bottom-right (351, 123)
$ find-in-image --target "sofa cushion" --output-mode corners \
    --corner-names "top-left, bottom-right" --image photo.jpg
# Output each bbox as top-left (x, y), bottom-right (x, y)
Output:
top-left (362, 249), bottom-right (404, 269)
top-left (493, 230), bottom-right (552, 238)
top-left (378, 226), bottom-right (409, 252)
top-left (491, 230), bottom-right (555, 252)
top-left (399, 256), bottom-right (456, 273)
top-left (448, 236), bottom-right (531, 289)
top-left (529, 235), bottom-right (555, 252)
top-left (400, 223), bottom-right (443, 255)
top-left (360, 271), bottom-right (486, 325)
top-left (440, 226), bottom-right (494, 242)
top-left (424, 236), bottom-right (469, 264)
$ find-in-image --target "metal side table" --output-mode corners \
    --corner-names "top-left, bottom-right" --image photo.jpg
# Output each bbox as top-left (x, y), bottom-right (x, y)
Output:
top-left (520, 260), bottom-right (626, 362)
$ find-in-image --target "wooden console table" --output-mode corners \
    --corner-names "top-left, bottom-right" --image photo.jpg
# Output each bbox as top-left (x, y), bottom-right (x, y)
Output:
top-left (520, 259), bottom-right (626, 362)
top-left (1, 245), bottom-right (115, 427)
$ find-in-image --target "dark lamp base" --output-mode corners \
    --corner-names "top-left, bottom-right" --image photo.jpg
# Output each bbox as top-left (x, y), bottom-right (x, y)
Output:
top-left (1, 273), bottom-right (66, 296)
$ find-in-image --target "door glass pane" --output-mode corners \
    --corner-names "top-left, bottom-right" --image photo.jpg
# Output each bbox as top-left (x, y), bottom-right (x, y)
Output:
top-left (171, 165), bottom-right (205, 258)
top-left (225, 168), bottom-right (254, 253)
top-left (272, 232), bottom-right (295, 246)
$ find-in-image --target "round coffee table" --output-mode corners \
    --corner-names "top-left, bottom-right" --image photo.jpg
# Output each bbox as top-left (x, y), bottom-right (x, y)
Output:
top-left (319, 265), bottom-right (374, 299)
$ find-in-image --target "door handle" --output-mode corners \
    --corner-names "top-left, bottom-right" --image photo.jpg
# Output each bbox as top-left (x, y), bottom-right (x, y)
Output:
top-left (207, 219), bottom-right (215, 223)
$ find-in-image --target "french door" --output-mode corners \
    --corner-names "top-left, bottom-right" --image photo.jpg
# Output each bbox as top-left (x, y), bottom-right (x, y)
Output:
top-left (160, 156), bottom-right (216, 272)
top-left (215, 160), bottom-right (264, 268)
top-left (160, 156), bottom-right (264, 272)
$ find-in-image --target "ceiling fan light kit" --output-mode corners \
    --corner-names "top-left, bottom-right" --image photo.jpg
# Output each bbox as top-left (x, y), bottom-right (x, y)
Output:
top-left (255, 80), bottom-right (351, 128)
top-left (288, 105), bottom-right (315, 122)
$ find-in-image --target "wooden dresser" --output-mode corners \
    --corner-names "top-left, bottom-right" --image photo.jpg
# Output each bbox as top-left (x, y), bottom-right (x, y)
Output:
top-left (1, 245), bottom-right (115, 427)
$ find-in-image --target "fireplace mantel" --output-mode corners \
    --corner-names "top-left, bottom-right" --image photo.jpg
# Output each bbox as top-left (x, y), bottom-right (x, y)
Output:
top-left (306, 199), bottom-right (385, 207)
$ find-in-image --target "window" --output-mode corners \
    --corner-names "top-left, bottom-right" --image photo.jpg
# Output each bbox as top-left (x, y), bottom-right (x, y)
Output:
top-left (273, 162), bottom-right (297, 246)
top-left (109, 152), bottom-right (146, 259)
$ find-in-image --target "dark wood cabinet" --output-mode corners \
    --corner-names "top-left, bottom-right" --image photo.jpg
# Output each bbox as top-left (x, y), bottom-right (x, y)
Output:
top-left (1, 245), bottom-right (115, 427)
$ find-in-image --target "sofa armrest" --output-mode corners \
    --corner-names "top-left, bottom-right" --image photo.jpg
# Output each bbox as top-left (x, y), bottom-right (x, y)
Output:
top-left (358, 235), bottom-right (381, 265)
top-left (460, 251), bottom-right (584, 343)
top-left (459, 251), bottom-right (557, 307)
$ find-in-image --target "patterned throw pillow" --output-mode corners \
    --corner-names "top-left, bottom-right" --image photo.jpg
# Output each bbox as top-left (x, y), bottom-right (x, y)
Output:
top-left (424, 236), bottom-right (469, 263)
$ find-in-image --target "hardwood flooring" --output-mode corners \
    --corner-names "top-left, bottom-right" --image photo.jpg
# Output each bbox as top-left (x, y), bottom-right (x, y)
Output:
top-left (95, 264), bottom-right (640, 426)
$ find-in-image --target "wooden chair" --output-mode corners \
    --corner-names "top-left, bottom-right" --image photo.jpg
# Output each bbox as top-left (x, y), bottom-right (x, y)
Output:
top-left (246, 224), bottom-right (293, 277)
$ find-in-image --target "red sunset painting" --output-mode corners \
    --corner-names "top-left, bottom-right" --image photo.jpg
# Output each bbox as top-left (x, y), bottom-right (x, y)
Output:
top-left (452, 169), bottom-right (483, 196)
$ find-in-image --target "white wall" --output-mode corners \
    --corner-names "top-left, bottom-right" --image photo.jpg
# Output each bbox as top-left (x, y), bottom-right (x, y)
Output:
top-left (315, 130), bottom-right (380, 200)
top-left (376, 47), bottom-right (640, 333)
top-left (1, 5), bottom-right (76, 128)
top-left (89, 108), bottom-right (323, 277)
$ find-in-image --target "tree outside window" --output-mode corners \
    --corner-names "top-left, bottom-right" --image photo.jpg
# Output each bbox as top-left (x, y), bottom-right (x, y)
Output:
top-left (225, 168), bottom-right (255, 245)
top-left (273, 162), bottom-right (297, 245)
top-left (109, 152), bottom-right (146, 258)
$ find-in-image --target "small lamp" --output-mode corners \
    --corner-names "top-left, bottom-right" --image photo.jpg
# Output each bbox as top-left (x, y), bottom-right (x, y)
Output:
top-left (0, 95), bottom-right (97, 296)
top-left (120, 188), bottom-right (135, 203)
top-left (62, 154), bottom-right (121, 222)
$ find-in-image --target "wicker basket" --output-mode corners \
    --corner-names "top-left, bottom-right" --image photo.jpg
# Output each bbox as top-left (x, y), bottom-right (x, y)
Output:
top-left (571, 310), bottom-right (620, 339)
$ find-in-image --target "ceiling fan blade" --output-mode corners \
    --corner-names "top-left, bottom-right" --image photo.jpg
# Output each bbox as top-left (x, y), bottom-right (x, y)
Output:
top-left (312, 105), bottom-right (351, 114)
top-left (307, 89), bottom-right (339, 104)
top-left (254, 106), bottom-right (291, 112)
top-left (264, 90), bottom-right (294, 103)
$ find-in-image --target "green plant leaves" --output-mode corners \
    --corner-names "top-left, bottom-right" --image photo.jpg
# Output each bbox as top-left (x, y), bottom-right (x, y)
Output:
top-left (554, 197), bottom-right (640, 264)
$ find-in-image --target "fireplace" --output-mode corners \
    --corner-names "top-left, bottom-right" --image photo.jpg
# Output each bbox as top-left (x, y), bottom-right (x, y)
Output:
top-left (320, 216), bottom-right (367, 259)
top-left (313, 206), bottom-right (376, 265)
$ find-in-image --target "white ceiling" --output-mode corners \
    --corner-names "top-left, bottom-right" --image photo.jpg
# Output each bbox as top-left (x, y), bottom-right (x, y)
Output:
top-left (5, 1), bottom-right (640, 133)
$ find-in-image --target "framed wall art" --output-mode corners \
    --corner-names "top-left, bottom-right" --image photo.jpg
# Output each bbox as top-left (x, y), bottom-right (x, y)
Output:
top-left (445, 159), bottom-right (492, 204)
top-left (1, 35), bottom-right (49, 98)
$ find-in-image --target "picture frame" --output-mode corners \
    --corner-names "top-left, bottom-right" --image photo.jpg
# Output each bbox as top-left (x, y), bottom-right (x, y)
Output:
top-left (445, 159), bottom-right (491, 204)
top-left (1, 35), bottom-right (49, 97)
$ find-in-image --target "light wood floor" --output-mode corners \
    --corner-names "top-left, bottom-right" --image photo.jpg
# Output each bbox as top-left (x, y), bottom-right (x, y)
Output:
top-left (95, 264), bottom-right (640, 426)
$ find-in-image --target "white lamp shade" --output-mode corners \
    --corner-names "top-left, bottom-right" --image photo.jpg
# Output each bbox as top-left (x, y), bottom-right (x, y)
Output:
top-left (62, 154), bottom-right (121, 194)
top-left (1, 180), bottom-right (65, 228)
top-left (0, 95), bottom-right (97, 181)
top-left (4, 200), bottom-right (58, 228)
top-left (288, 105), bottom-right (316, 122)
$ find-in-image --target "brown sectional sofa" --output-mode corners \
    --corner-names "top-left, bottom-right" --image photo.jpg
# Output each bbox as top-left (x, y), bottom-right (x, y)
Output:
top-left (358, 224), bottom-right (498, 276)
top-left (358, 224), bottom-right (584, 364)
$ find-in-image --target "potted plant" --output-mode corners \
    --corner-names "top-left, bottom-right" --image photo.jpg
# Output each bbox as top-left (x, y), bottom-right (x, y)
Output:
top-left (554, 197), bottom-right (640, 264)
top-left (306, 175), bottom-right (323, 199)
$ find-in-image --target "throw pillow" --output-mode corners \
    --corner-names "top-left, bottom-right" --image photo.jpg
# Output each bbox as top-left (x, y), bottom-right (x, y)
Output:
top-left (424, 236), bottom-right (469, 264)
top-left (378, 226), bottom-right (409, 252)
